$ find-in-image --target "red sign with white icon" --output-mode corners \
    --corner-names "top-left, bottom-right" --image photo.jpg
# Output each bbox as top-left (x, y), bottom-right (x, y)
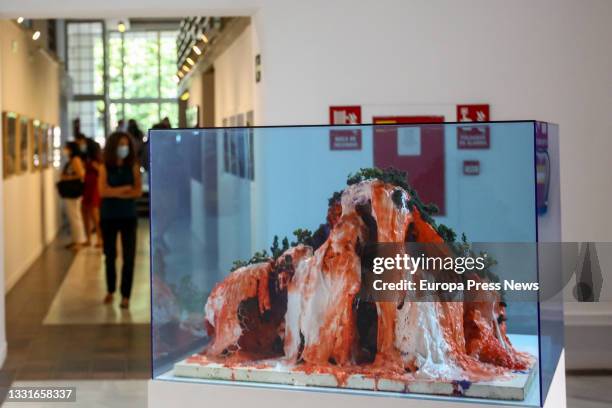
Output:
top-left (329, 106), bottom-right (362, 125)
top-left (456, 104), bottom-right (490, 149)
top-left (330, 130), bottom-right (362, 150)
top-left (457, 104), bottom-right (489, 122)
top-left (463, 160), bottom-right (480, 176)
top-left (330, 106), bottom-right (362, 151)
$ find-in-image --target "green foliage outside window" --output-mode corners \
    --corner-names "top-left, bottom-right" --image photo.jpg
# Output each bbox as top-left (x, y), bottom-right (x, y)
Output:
top-left (107, 30), bottom-right (178, 131)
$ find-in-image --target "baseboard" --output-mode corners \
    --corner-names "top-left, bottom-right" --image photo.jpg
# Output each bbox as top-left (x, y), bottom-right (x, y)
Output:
top-left (564, 302), bottom-right (612, 326)
top-left (5, 245), bottom-right (42, 293)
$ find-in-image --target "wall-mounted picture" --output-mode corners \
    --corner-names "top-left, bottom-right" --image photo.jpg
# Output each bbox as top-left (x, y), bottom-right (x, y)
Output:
top-left (2, 112), bottom-right (18, 178)
top-left (222, 113), bottom-right (254, 181)
top-left (32, 120), bottom-right (42, 170)
top-left (40, 123), bottom-right (49, 168)
top-left (51, 126), bottom-right (61, 168)
top-left (18, 117), bottom-right (30, 174)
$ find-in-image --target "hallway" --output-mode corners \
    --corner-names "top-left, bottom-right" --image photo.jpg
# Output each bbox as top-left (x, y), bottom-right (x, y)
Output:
top-left (0, 224), bottom-right (150, 397)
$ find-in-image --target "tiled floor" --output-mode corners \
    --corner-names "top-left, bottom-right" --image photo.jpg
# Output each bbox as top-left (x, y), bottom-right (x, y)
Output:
top-left (566, 374), bottom-right (612, 408)
top-left (43, 224), bottom-right (150, 325)
top-left (0, 224), bottom-right (150, 403)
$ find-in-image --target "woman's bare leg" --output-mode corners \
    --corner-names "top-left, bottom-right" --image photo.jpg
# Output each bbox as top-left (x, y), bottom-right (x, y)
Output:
top-left (93, 207), bottom-right (103, 247)
top-left (82, 204), bottom-right (91, 245)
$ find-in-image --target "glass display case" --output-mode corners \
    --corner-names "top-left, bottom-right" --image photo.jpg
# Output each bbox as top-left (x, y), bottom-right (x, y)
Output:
top-left (149, 121), bottom-right (563, 407)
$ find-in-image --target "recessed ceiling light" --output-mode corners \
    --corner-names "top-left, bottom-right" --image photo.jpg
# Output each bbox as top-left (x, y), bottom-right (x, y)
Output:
top-left (17, 17), bottom-right (24, 24)
top-left (117, 21), bottom-right (126, 33)
top-left (200, 33), bottom-right (209, 43)
top-left (182, 65), bottom-right (190, 73)
top-left (186, 57), bottom-right (195, 66)
top-left (192, 45), bottom-right (202, 55)
top-left (32, 31), bottom-right (41, 40)
top-left (177, 71), bottom-right (184, 78)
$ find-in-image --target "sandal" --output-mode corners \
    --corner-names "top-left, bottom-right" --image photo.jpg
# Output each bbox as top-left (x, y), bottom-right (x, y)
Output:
top-left (120, 298), bottom-right (130, 309)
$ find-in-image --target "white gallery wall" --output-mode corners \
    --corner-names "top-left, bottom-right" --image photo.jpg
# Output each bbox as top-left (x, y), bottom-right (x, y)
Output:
top-left (213, 23), bottom-right (255, 127)
top-left (251, 0), bottom-right (612, 243)
top-left (0, 21), bottom-right (63, 293)
top-left (0, 20), bottom-right (63, 366)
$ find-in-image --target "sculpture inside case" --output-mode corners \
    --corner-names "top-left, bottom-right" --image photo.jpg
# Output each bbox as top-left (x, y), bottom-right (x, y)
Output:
top-left (150, 122), bottom-right (563, 407)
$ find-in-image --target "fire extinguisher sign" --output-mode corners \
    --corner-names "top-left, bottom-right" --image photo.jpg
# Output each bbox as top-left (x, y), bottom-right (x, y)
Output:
top-left (329, 106), bottom-right (362, 151)
top-left (457, 104), bottom-right (489, 123)
top-left (456, 104), bottom-right (490, 150)
top-left (329, 106), bottom-right (361, 125)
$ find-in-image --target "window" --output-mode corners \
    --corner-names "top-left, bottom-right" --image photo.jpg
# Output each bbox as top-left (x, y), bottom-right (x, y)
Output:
top-left (107, 30), bottom-right (178, 132)
top-left (67, 22), bottom-right (104, 96)
top-left (66, 22), bottom-right (179, 145)
top-left (66, 22), bottom-right (106, 144)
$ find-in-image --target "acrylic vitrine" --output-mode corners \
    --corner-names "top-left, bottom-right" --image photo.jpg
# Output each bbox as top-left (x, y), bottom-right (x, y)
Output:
top-left (149, 121), bottom-right (564, 408)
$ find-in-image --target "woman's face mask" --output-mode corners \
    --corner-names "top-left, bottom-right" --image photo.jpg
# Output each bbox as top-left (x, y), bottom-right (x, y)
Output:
top-left (117, 145), bottom-right (130, 160)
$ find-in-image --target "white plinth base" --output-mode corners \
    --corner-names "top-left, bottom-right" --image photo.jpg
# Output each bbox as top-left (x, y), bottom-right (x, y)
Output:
top-left (173, 357), bottom-right (535, 400)
top-left (148, 350), bottom-right (566, 408)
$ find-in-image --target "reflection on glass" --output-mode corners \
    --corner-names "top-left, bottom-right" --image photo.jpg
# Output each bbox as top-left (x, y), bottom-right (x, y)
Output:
top-left (150, 123), bottom-right (562, 407)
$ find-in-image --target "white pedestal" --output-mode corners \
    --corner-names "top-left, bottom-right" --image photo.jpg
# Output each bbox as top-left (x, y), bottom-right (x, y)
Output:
top-left (148, 351), bottom-right (566, 408)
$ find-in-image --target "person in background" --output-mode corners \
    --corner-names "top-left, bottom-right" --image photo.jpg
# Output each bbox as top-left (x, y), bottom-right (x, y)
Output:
top-left (72, 118), bottom-right (81, 138)
top-left (81, 142), bottom-right (103, 247)
top-left (75, 131), bottom-right (100, 157)
top-left (161, 117), bottom-right (171, 129)
top-left (99, 132), bottom-right (142, 309)
top-left (127, 119), bottom-right (144, 163)
top-left (116, 119), bottom-right (127, 132)
top-left (61, 142), bottom-right (87, 250)
top-left (127, 119), bottom-right (144, 144)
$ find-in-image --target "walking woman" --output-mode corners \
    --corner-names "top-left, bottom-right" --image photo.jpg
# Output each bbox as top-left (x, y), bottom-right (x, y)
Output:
top-left (99, 132), bottom-right (142, 309)
top-left (60, 142), bottom-right (87, 250)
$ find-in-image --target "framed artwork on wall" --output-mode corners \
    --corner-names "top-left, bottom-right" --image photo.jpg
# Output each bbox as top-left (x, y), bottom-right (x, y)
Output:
top-left (40, 123), bottom-right (49, 168)
top-left (221, 113), bottom-right (255, 181)
top-left (2, 112), bottom-right (18, 178)
top-left (18, 116), bottom-right (30, 174)
top-left (51, 125), bottom-right (61, 168)
top-left (32, 120), bottom-right (42, 170)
